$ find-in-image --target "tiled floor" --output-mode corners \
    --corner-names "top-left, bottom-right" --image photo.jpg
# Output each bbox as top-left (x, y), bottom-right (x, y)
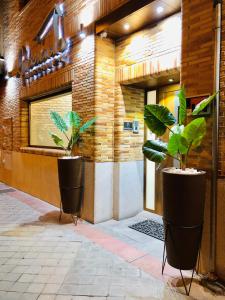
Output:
top-left (0, 183), bottom-right (224, 300)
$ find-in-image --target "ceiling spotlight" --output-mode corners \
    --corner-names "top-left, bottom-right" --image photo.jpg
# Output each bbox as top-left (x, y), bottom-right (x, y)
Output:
top-left (156, 6), bottom-right (164, 14)
top-left (168, 78), bottom-right (174, 83)
top-left (124, 23), bottom-right (130, 31)
top-left (100, 31), bottom-right (108, 39)
top-left (79, 24), bottom-right (86, 39)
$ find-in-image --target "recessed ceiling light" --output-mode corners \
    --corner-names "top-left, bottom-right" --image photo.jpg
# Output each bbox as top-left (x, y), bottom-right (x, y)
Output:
top-left (156, 6), bottom-right (164, 14)
top-left (124, 23), bottom-right (130, 31)
top-left (168, 78), bottom-right (174, 83)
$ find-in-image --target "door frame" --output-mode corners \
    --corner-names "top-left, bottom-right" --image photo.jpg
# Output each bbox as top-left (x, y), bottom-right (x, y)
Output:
top-left (144, 84), bottom-right (180, 215)
top-left (143, 88), bottom-right (157, 214)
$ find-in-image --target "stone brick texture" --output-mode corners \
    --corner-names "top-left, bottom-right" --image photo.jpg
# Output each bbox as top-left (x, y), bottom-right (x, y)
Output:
top-left (95, 37), bottom-right (115, 162)
top-left (217, 0), bottom-right (225, 280)
top-left (181, 0), bottom-right (215, 172)
top-left (0, 0), bottom-right (129, 160)
top-left (182, 0), bottom-right (225, 280)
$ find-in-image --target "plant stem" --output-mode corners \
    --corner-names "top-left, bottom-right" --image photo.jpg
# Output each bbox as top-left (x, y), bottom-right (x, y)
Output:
top-left (167, 153), bottom-right (180, 162)
top-left (180, 154), bottom-right (186, 170)
top-left (184, 141), bottom-right (193, 169)
top-left (166, 125), bottom-right (175, 135)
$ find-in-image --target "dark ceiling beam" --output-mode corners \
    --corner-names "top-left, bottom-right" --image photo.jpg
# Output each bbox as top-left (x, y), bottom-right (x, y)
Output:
top-left (95, 0), bottom-right (154, 34)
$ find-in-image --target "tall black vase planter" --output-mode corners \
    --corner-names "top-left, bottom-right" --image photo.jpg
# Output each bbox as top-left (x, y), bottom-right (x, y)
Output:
top-left (162, 168), bottom-right (206, 295)
top-left (57, 156), bottom-right (84, 225)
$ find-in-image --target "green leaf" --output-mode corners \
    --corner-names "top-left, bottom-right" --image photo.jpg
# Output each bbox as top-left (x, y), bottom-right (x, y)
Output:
top-left (50, 111), bottom-right (68, 132)
top-left (168, 134), bottom-right (189, 156)
top-left (49, 132), bottom-right (64, 148)
top-left (170, 124), bottom-right (184, 137)
top-left (192, 92), bottom-right (218, 115)
top-left (65, 111), bottom-right (81, 129)
top-left (177, 87), bottom-right (186, 125)
top-left (182, 117), bottom-right (206, 148)
top-left (68, 132), bottom-right (80, 150)
top-left (79, 117), bottom-right (97, 134)
top-left (144, 104), bottom-right (176, 136)
top-left (142, 140), bottom-right (168, 163)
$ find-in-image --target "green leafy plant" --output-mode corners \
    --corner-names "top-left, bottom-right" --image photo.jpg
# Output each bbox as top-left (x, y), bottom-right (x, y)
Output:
top-left (49, 111), bottom-right (96, 156)
top-left (143, 88), bottom-right (217, 170)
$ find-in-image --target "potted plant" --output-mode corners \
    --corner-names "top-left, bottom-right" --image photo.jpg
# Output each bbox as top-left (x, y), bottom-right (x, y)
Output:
top-left (143, 88), bottom-right (217, 280)
top-left (49, 110), bottom-right (96, 223)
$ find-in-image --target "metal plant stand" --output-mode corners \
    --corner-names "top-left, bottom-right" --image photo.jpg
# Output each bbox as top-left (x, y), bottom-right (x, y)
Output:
top-left (58, 202), bottom-right (79, 226)
top-left (162, 219), bottom-right (203, 296)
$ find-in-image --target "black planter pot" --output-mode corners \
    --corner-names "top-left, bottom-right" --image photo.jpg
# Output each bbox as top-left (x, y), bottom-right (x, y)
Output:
top-left (57, 156), bottom-right (84, 215)
top-left (162, 168), bottom-right (206, 270)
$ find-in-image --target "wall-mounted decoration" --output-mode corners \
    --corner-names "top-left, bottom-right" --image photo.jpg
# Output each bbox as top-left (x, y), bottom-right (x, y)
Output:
top-left (34, 4), bottom-right (65, 47)
top-left (187, 95), bottom-right (211, 116)
top-left (17, 3), bottom-right (72, 86)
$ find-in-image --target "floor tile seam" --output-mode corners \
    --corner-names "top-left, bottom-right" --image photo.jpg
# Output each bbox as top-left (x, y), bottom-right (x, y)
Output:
top-left (7, 191), bottom-right (56, 215)
top-left (73, 225), bottom-right (169, 283)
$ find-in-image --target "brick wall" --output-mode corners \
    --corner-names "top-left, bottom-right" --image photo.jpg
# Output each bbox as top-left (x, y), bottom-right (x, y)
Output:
top-left (219, 3), bottom-right (225, 176)
top-left (181, 0), bottom-right (225, 280)
top-left (116, 13), bottom-right (181, 67)
top-left (95, 37), bottom-right (115, 162)
top-left (181, 0), bottom-right (214, 96)
top-left (181, 0), bottom-right (214, 206)
top-left (72, 34), bottom-right (96, 160)
top-left (217, 1), bottom-right (225, 280)
top-left (114, 85), bottom-right (144, 162)
top-left (114, 13), bottom-right (181, 162)
top-left (0, 0), bottom-right (129, 158)
top-left (116, 13), bottom-right (181, 84)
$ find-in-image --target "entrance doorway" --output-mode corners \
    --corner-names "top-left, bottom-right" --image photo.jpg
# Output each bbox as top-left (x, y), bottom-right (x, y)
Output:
top-left (144, 84), bottom-right (180, 215)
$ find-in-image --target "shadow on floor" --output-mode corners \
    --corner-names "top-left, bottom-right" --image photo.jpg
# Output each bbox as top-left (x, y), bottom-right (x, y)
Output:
top-left (38, 210), bottom-right (74, 224)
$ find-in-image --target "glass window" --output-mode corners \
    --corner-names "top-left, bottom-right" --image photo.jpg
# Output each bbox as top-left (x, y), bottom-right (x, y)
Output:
top-left (29, 91), bottom-right (72, 148)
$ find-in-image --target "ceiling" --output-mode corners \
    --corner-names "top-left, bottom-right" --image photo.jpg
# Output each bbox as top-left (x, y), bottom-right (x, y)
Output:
top-left (97, 0), bottom-right (181, 39)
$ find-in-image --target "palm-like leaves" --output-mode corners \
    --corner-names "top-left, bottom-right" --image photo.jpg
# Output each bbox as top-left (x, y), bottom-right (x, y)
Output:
top-left (143, 140), bottom-right (168, 163)
top-left (49, 111), bottom-right (96, 155)
top-left (182, 117), bottom-right (206, 148)
top-left (177, 87), bottom-right (186, 125)
top-left (144, 105), bottom-right (176, 136)
top-left (143, 88), bottom-right (217, 169)
top-left (80, 117), bottom-right (97, 133)
top-left (192, 92), bottom-right (217, 116)
top-left (50, 111), bottom-right (68, 132)
top-left (49, 133), bottom-right (65, 149)
top-left (65, 111), bottom-right (81, 129)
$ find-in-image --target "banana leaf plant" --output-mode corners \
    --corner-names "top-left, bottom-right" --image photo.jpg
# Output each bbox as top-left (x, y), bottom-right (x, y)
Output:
top-left (49, 111), bottom-right (96, 156)
top-left (143, 88), bottom-right (217, 170)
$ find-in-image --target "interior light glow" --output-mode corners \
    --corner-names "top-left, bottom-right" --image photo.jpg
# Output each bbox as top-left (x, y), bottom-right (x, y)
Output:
top-left (124, 23), bottom-right (130, 31)
top-left (79, 4), bottom-right (94, 27)
top-left (59, 3), bottom-right (64, 13)
top-left (168, 78), bottom-right (174, 83)
top-left (79, 24), bottom-right (86, 39)
top-left (79, 32), bottom-right (86, 39)
top-left (156, 6), bottom-right (164, 14)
